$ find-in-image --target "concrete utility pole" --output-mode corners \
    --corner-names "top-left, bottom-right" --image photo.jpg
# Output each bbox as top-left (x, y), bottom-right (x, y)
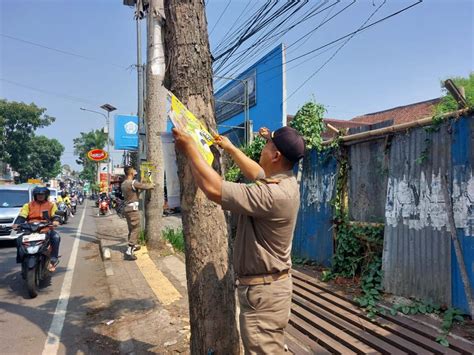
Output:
top-left (164, 1), bottom-right (240, 353)
top-left (144, 0), bottom-right (166, 249)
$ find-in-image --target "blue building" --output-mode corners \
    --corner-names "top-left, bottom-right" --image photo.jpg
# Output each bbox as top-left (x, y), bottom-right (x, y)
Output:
top-left (214, 44), bottom-right (287, 146)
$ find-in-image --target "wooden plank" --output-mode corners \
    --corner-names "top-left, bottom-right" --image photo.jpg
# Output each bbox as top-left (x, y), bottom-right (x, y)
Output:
top-left (293, 294), bottom-right (406, 354)
top-left (289, 314), bottom-right (358, 355)
top-left (286, 324), bottom-right (331, 354)
top-left (293, 284), bottom-right (434, 354)
top-left (292, 270), bottom-right (471, 354)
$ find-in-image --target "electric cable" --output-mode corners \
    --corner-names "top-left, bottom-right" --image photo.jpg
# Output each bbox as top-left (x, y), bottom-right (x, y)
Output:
top-left (209, 0), bottom-right (233, 36)
top-left (0, 33), bottom-right (129, 70)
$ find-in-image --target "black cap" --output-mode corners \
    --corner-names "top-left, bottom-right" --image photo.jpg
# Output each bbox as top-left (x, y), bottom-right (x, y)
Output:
top-left (269, 126), bottom-right (305, 163)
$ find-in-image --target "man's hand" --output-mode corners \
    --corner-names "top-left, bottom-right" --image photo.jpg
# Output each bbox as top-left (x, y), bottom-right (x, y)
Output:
top-left (214, 135), bottom-right (235, 151)
top-left (53, 221), bottom-right (60, 227)
top-left (259, 127), bottom-right (271, 140)
top-left (172, 127), bottom-right (195, 154)
top-left (12, 224), bottom-right (18, 230)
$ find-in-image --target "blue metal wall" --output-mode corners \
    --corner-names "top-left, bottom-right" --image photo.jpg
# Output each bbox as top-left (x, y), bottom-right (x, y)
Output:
top-left (214, 45), bottom-right (286, 136)
top-left (292, 149), bottom-right (337, 266)
top-left (451, 116), bottom-right (474, 313)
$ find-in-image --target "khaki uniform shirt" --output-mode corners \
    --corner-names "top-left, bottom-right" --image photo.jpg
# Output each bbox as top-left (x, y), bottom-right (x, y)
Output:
top-left (121, 180), bottom-right (153, 210)
top-left (221, 170), bottom-right (300, 277)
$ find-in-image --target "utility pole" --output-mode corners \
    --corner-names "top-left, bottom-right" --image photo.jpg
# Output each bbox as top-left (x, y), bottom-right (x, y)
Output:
top-left (164, 1), bottom-right (240, 353)
top-left (144, 0), bottom-right (166, 249)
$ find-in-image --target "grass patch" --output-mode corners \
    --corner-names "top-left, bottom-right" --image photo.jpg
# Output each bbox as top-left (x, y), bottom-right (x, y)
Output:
top-left (162, 227), bottom-right (184, 253)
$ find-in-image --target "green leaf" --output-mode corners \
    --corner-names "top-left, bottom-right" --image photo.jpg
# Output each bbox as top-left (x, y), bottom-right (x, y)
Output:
top-left (436, 337), bottom-right (450, 347)
top-left (390, 308), bottom-right (398, 316)
top-left (402, 306), bottom-right (410, 314)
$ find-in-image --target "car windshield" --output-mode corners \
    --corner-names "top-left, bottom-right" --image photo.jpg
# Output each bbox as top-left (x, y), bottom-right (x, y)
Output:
top-left (0, 190), bottom-right (29, 208)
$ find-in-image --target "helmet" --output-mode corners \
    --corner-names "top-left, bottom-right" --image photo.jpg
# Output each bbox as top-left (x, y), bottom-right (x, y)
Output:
top-left (61, 190), bottom-right (67, 198)
top-left (33, 186), bottom-right (50, 201)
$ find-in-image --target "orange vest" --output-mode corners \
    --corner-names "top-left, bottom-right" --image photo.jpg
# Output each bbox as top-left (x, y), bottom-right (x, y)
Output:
top-left (27, 201), bottom-right (55, 222)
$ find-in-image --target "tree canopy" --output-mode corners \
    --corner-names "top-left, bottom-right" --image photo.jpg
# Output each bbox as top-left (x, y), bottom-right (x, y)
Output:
top-left (73, 129), bottom-right (108, 182)
top-left (0, 99), bottom-right (61, 182)
top-left (436, 73), bottom-right (474, 115)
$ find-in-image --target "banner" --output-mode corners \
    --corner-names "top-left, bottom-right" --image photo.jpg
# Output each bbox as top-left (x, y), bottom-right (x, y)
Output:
top-left (114, 115), bottom-right (139, 150)
top-left (162, 132), bottom-right (180, 208)
top-left (167, 93), bottom-right (215, 166)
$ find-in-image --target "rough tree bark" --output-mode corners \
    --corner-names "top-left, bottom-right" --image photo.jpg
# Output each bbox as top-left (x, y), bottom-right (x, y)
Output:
top-left (164, 0), bottom-right (240, 353)
top-left (145, 0), bottom-right (166, 249)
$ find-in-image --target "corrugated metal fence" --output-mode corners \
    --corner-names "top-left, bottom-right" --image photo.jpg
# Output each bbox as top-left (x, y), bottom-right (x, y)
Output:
top-left (292, 114), bottom-right (474, 313)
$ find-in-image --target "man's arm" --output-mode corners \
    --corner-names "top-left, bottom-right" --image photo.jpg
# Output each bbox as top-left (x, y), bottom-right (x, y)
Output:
top-left (215, 135), bottom-right (264, 181)
top-left (133, 181), bottom-right (155, 191)
top-left (173, 128), bottom-right (222, 204)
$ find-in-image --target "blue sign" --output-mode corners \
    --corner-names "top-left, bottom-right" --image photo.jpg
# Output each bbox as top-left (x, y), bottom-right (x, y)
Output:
top-left (114, 115), bottom-right (138, 150)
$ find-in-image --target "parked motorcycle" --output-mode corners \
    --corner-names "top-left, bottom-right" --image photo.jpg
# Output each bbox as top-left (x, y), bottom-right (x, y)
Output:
top-left (14, 221), bottom-right (55, 298)
top-left (57, 202), bottom-right (69, 224)
top-left (115, 198), bottom-right (126, 219)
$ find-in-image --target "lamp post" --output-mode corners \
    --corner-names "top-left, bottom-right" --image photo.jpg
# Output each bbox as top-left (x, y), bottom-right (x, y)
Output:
top-left (80, 104), bottom-right (116, 193)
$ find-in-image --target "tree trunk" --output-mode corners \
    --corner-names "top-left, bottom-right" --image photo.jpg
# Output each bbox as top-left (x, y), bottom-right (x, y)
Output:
top-left (145, 0), bottom-right (166, 249)
top-left (164, 0), bottom-right (240, 353)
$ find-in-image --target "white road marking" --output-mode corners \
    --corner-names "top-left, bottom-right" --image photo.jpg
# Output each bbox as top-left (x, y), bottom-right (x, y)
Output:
top-left (42, 204), bottom-right (87, 355)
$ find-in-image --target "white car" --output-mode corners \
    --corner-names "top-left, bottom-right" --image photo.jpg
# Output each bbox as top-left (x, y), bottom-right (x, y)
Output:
top-left (0, 184), bottom-right (35, 240)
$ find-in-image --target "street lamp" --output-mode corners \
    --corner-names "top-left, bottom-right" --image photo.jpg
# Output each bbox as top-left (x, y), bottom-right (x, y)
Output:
top-left (80, 104), bottom-right (116, 193)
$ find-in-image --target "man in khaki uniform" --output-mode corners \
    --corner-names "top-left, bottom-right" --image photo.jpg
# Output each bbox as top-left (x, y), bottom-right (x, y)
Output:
top-left (121, 166), bottom-right (154, 260)
top-left (173, 125), bottom-right (305, 354)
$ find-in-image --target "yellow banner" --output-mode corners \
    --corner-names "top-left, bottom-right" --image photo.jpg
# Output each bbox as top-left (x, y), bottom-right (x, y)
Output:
top-left (167, 93), bottom-right (214, 166)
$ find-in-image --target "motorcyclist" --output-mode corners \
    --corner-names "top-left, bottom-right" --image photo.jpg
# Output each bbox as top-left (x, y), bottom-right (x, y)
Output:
top-left (70, 192), bottom-right (78, 212)
top-left (13, 187), bottom-right (61, 272)
top-left (97, 191), bottom-right (111, 215)
top-left (57, 190), bottom-right (74, 217)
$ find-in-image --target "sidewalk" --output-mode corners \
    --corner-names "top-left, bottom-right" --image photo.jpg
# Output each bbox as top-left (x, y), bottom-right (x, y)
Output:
top-left (94, 210), bottom-right (190, 354)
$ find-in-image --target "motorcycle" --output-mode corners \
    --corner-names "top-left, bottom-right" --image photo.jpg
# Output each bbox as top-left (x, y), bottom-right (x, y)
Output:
top-left (99, 199), bottom-right (109, 215)
top-left (70, 199), bottom-right (77, 214)
top-left (14, 221), bottom-right (56, 298)
top-left (57, 202), bottom-right (69, 224)
top-left (78, 195), bottom-right (84, 205)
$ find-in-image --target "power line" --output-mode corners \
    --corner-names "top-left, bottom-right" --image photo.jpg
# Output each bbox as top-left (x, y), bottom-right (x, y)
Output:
top-left (285, 0), bottom-right (390, 102)
top-left (209, 0), bottom-right (233, 36)
top-left (215, 0), bottom-right (343, 79)
top-left (1, 33), bottom-right (129, 70)
top-left (1, 78), bottom-right (100, 105)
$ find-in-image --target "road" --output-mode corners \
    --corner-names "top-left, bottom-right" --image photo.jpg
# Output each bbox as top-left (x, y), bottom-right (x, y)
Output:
top-left (0, 200), bottom-right (118, 354)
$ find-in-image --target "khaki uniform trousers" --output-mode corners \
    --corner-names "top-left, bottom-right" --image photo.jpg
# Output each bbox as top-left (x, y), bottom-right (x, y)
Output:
top-left (125, 210), bottom-right (140, 245)
top-left (237, 276), bottom-right (292, 355)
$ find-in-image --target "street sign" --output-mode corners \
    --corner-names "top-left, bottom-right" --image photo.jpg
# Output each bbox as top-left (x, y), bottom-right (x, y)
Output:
top-left (87, 149), bottom-right (108, 161)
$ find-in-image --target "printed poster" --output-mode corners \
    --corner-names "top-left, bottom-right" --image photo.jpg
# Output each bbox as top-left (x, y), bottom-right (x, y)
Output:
top-left (167, 93), bottom-right (214, 166)
top-left (140, 162), bottom-right (155, 184)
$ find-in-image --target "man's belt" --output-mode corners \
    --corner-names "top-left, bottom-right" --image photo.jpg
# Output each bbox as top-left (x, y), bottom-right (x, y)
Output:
top-left (237, 270), bottom-right (290, 286)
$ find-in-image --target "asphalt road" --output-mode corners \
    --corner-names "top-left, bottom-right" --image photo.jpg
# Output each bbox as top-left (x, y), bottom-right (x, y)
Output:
top-left (0, 200), bottom-right (118, 354)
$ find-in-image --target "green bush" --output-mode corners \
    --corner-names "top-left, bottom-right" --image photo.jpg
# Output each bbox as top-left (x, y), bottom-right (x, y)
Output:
top-left (436, 73), bottom-right (474, 115)
top-left (162, 227), bottom-right (184, 253)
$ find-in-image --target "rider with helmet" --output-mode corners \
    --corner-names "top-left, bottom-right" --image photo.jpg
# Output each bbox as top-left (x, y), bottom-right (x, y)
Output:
top-left (57, 190), bottom-right (74, 217)
top-left (13, 187), bottom-right (61, 271)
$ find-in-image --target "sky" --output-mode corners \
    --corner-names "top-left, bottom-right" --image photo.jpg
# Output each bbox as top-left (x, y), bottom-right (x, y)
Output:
top-left (1, 0), bottom-right (472, 170)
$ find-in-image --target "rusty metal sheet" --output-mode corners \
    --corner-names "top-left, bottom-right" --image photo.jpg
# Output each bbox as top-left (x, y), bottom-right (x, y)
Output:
top-left (293, 150), bottom-right (337, 266)
top-left (382, 122), bottom-right (452, 305)
top-left (348, 137), bottom-right (390, 222)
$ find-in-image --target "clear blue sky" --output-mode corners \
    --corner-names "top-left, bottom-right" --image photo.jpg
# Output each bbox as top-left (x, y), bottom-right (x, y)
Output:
top-left (1, 0), bottom-right (472, 170)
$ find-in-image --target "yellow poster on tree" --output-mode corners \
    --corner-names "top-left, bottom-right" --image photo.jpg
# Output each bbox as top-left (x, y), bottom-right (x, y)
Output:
top-left (140, 162), bottom-right (155, 184)
top-left (167, 92), bottom-right (214, 166)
